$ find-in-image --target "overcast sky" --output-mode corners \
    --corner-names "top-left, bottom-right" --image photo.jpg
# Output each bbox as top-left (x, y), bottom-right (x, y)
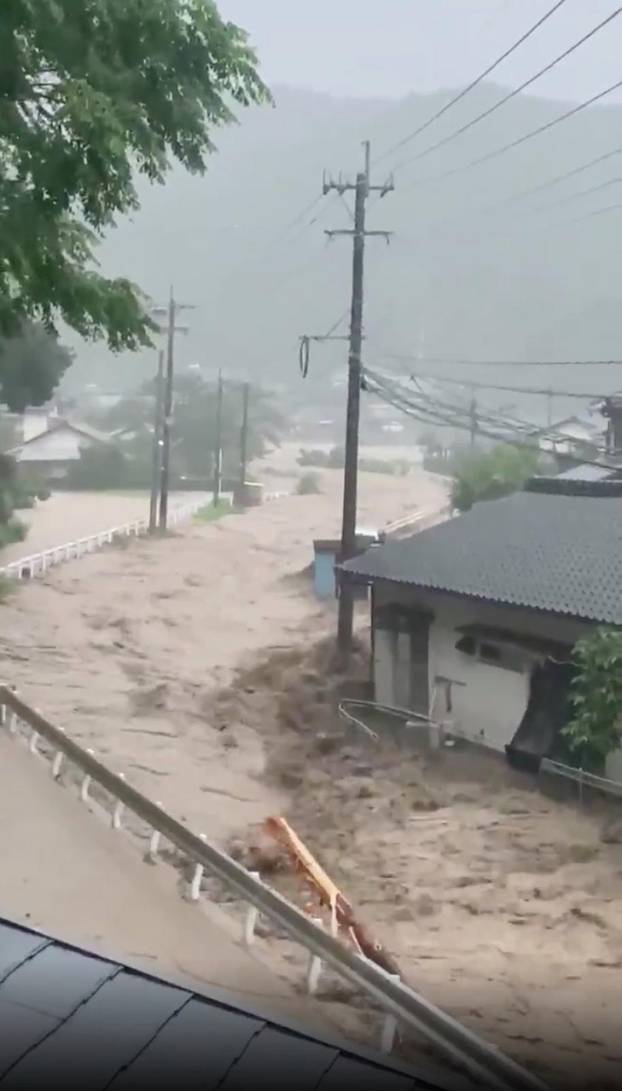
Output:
top-left (220, 0), bottom-right (622, 104)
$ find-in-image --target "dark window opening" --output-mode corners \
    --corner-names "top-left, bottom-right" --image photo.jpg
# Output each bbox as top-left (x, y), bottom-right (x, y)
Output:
top-left (480, 642), bottom-right (501, 664)
top-left (455, 635), bottom-right (476, 656)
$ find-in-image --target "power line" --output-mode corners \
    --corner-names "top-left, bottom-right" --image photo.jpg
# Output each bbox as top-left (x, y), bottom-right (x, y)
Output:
top-left (405, 368), bottom-right (613, 400)
top-left (511, 174), bottom-right (622, 216)
top-left (499, 144), bottom-right (622, 206)
top-left (414, 77), bottom-right (622, 187)
top-left (382, 351), bottom-right (622, 367)
top-left (363, 368), bottom-right (620, 471)
top-left (564, 198), bottom-right (622, 226)
top-left (374, 0), bottom-right (570, 165)
top-left (371, 367), bottom-right (597, 443)
top-left (393, 6), bottom-right (622, 174)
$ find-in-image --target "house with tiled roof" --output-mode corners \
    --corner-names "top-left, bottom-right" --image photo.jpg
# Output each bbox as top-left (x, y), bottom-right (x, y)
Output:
top-left (340, 475), bottom-right (622, 780)
top-left (9, 418), bottom-right (114, 483)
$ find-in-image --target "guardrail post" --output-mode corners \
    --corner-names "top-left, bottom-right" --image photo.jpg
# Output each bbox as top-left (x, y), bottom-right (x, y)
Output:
top-left (189, 834), bottom-right (208, 901)
top-left (51, 748), bottom-right (64, 779)
top-left (305, 918), bottom-right (324, 995)
top-left (80, 749), bottom-right (95, 802)
top-left (28, 729), bottom-right (40, 755)
top-left (147, 803), bottom-right (163, 861)
top-left (243, 872), bottom-right (261, 944)
top-left (112, 774), bottom-right (126, 829)
top-left (0, 687), bottom-right (6, 726)
top-left (380, 975), bottom-right (401, 1053)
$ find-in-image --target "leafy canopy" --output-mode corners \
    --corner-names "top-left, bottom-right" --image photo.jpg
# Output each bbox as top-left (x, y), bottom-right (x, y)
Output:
top-left (82, 372), bottom-right (287, 488)
top-left (0, 0), bottom-right (268, 348)
top-left (0, 322), bottom-right (73, 410)
top-left (564, 628), bottom-right (622, 771)
top-left (450, 444), bottom-right (541, 513)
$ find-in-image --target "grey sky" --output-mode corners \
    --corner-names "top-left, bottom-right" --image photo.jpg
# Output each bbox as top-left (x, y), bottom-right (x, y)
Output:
top-left (220, 0), bottom-right (622, 104)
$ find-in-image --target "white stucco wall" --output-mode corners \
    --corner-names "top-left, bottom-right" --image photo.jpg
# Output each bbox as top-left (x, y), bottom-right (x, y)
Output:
top-left (373, 583), bottom-right (594, 754)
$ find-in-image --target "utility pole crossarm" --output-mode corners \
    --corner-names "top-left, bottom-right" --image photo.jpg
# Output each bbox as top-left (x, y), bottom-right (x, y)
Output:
top-left (325, 229), bottom-right (393, 240)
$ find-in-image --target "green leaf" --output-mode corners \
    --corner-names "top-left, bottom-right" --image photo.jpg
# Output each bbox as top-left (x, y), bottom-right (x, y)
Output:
top-left (0, 0), bottom-right (269, 349)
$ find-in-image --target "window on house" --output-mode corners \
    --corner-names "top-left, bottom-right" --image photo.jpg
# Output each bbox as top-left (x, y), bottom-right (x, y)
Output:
top-left (455, 635), bottom-right (476, 656)
top-left (479, 642), bottom-right (501, 664)
top-left (455, 634), bottom-right (525, 673)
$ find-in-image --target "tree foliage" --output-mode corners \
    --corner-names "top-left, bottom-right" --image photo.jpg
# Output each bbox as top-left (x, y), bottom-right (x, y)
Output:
top-left (451, 444), bottom-right (541, 513)
top-left (0, 322), bottom-right (72, 410)
top-left (0, 1), bottom-right (268, 347)
top-left (564, 628), bottom-right (622, 771)
top-left (0, 454), bottom-right (29, 548)
top-left (80, 373), bottom-right (287, 488)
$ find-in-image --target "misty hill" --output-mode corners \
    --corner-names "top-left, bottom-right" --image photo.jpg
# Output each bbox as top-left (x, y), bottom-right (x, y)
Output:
top-left (64, 80), bottom-right (622, 425)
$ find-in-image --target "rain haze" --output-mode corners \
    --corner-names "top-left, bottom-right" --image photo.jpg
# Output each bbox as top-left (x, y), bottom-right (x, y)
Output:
top-left (4, 7), bottom-right (622, 1090)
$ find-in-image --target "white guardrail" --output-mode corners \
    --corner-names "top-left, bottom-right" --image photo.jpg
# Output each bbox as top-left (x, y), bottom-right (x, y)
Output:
top-left (0, 498), bottom-right (208, 581)
top-left (0, 686), bottom-right (548, 1091)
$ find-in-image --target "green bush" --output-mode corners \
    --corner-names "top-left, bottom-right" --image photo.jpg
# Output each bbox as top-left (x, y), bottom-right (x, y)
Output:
top-left (451, 444), bottom-right (541, 513)
top-left (37, 488), bottom-right (51, 501)
top-left (564, 628), bottom-right (622, 771)
top-left (296, 472), bottom-right (322, 495)
top-left (0, 518), bottom-right (26, 547)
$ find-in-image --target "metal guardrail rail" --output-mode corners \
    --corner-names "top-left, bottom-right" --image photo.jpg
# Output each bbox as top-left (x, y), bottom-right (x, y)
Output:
top-left (383, 507), bottom-right (446, 538)
top-left (540, 758), bottom-right (622, 799)
top-left (0, 498), bottom-right (210, 580)
top-left (0, 686), bottom-right (548, 1091)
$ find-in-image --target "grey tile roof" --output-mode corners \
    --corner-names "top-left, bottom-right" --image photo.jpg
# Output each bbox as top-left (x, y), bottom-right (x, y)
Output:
top-left (341, 489), bottom-right (622, 624)
top-left (555, 463), bottom-right (618, 482)
top-left (0, 916), bottom-right (464, 1091)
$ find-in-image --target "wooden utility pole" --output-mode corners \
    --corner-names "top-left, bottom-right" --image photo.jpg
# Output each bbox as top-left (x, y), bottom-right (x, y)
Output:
top-left (240, 381), bottom-right (250, 490)
top-left (323, 142), bottom-right (394, 657)
top-left (151, 288), bottom-right (193, 531)
top-left (469, 389), bottom-right (478, 448)
top-left (213, 369), bottom-right (224, 506)
top-left (148, 349), bottom-right (165, 532)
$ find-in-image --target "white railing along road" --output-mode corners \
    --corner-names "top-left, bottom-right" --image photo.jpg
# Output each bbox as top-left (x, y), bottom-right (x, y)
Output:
top-left (0, 498), bottom-right (208, 581)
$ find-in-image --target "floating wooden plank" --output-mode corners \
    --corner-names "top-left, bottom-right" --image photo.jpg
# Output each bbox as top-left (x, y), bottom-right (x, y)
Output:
top-left (264, 817), bottom-right (401, 977)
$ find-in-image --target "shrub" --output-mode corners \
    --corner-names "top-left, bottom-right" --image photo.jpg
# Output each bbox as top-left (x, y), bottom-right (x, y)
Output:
top-left (37, 488), bottom-right (51, 501)
top-left (564, 628), bottom-right (622, 771)
top-left (297, 472), bottom-right (322, 495)
top-left (0, 518), bottom-right (26, 547)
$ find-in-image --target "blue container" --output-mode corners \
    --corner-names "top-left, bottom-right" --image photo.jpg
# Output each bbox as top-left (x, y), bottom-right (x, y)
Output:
top-left (313, 532), bottom-right (378, 600)
top-left (313, 543), bottom-right (338, 598)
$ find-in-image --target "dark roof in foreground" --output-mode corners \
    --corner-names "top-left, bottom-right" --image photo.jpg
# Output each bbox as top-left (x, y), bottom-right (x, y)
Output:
top-left (341, 483), bottom-right (622, 625)
top-left (0, 915), bottom-right (463, 1091)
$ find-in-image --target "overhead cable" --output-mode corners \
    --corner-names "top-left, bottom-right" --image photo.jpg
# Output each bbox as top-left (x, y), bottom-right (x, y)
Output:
top-left (413, 77), bottom-right (622, 187)
top-left (405, 368), bottom-right (614, 400)
top-left (363, 369), bottom-right (620, 471)
top-left (382, 352), bottom-right (622, 368)
top-left (373, 0), bottom-right (570, 165)
top-left (393, 6), bottom-right (622, 173)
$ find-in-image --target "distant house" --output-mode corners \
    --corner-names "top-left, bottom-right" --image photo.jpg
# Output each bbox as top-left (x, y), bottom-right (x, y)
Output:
top-left (10, 418), bottom-right (113, 482)
top-left (341, 473), bottom-right (622, 780)
top-left (539, 413), bottom-right (605, 456)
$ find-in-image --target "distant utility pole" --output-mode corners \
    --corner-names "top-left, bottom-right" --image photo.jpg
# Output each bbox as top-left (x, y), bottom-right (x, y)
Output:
top-left (148, 349), bottom-right (165, 533)
top-left (151, 288), bottom-right (193, 531)
top-left (323, 141), bottom-right (394, 657)
top-left (213, 369), bottom-right (224, 507)
top-left (469, 389), bottom-right (478, 449)
top-left (240, 381), bottom-right (250, 490)
top-left (546, 389), bottom-right (553, 429)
